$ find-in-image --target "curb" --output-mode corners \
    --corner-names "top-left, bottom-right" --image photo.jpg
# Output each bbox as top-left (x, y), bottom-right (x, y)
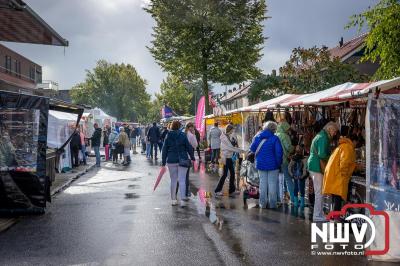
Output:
top-left (51, 163), bottom-right (96, 196)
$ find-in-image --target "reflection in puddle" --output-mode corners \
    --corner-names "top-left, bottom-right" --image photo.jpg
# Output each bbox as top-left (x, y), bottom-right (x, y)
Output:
top-left (124, 193), bottom-right (140, 199)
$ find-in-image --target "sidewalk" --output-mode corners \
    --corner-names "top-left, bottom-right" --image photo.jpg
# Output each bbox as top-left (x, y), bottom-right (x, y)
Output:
top-left (0, 157), bottom-right (96, 233)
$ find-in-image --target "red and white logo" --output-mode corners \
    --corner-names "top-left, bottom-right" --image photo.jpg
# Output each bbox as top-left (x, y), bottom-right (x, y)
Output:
top-left (311, 203), bottom-right (390, 256)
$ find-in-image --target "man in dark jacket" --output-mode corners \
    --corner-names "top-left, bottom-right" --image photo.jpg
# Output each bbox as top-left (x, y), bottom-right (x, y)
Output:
top-left (91, 123), bottom-right (102, 167)
top-left (70, 130), bottom-right (82, 167)
top-left (147, 122), bottom-right (160, 159)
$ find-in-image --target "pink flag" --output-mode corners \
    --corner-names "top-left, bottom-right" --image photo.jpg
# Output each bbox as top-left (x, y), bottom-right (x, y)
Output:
top-left (195, 96), bottom-right (206, 139)
top-left (153, 166), bottom-right (167, 191)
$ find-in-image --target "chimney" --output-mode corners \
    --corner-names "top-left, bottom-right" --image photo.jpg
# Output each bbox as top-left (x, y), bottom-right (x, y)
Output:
top-left (272, 69), bottom-right (276, 76)
top-left (339, 37), bottom-right (344, 47)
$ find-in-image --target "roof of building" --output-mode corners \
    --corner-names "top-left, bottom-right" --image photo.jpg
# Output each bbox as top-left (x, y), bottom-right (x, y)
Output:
top-left (0, 0), bottom-right (68, 46)
top-left (328, 33), bottom-right (367, 61)
top-left (219, 84), bottom-right (250, 103)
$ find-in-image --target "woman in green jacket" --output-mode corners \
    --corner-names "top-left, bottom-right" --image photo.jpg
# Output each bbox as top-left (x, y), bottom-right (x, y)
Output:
top-left (276, 121), bottom-right (294, 204)
top-left (307, 121), bottom-right (339, 222)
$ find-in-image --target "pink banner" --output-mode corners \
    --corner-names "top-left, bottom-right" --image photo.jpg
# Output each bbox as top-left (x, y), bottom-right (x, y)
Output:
top-left (195, 96), bottom-right (206, 139)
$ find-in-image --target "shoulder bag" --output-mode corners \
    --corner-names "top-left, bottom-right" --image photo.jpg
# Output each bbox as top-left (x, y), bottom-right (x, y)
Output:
top-left (174, 134), bottom-right (191, 168)
top-left (246, 138), bottom-right (267, 163)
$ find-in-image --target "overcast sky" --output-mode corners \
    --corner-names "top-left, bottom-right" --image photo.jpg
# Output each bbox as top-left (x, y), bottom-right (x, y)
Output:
top-left (3, 0), bottom-right (377, 95)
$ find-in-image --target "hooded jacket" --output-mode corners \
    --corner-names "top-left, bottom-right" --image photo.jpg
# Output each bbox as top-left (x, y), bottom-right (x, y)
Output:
top-left (307, 129), bottom-right (330, 173)
top-left (162, 130), bottom-right (195, 166)
top-left (250, 129), bottom-right (283, 171)
top-left (275, 122), bottom-right (294, 165)
top-left (322, 137), bottom-right (356, 200)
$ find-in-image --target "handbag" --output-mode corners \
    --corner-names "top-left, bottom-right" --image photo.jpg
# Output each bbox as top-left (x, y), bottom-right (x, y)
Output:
top-left (174, 135), bottom-right (191, 168)
top-left (246, 139), bottom-right (267, 163)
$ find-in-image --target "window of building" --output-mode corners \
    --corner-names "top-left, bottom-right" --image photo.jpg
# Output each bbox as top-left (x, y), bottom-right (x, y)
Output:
top-left (14, 60), bottom-right (21, 78)
top-left (29, 66), bottom-right (35, 81)
top-left (5, 55), bottom-right (11, 73)
top-left (35, 68), bottom-right (42, 83)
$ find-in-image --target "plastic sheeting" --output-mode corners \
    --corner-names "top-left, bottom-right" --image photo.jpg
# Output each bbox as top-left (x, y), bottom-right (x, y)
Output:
top-left (0, 91), bottom-right (49, 209)
top-left (366, 94), bottom-right (400, 261)
top-left (48, 110), bottom-right (78, 172)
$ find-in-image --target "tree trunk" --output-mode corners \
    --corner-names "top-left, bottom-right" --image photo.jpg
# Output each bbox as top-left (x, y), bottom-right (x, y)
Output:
top-left (202, 73), bottom-right (210, 115)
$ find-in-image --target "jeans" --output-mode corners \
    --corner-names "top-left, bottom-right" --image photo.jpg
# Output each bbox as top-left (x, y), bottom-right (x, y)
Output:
top-left (141, 139), bottom-right (146, 153)
top-left (168, 163), bottom-right (187, 200)
top-left (215, 158), bottom-right (235, 194)
top-left (293, 178), bottom-right (306, 197)
top-left (258, 169), bottom-right (279, 208)
top-left (93, 146), bottom-right (100, 166)
top-left (310, 171), bottom-right (324, 221)
top-left (81, 144), bottom-right (87, 164)
top-left (211, 148), bottom-right (220, 163)
top-left (130, 138), bottom-right (136, 150)
top-left (278, 172), bottom-right (284, 202)
top-left (176, 166), bottom-right (191, 198)
top-left (150, 142), bottom-right (158, 158)
top-left (282, 163), bottom-right (294, 202)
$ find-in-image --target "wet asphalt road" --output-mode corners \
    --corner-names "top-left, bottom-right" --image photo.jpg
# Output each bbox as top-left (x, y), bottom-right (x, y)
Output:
top-left (0, 154), bottom-right (388, 266)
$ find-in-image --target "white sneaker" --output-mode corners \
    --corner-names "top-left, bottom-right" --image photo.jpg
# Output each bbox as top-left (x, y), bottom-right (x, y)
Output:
top-left (171, 200), bottom-right (178, 206)
top-left (180, 201), bottom-right (187, 208)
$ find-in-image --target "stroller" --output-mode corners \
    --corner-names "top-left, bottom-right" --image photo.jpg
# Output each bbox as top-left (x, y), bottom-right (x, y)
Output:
top-left (240, 160), bottom-right (260, 206)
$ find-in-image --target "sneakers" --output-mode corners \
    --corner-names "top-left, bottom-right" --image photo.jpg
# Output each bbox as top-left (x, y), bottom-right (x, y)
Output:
top-left (180, 201), bottom-right (187, 208)
top-left (171, 200), bottom-right (178, 206)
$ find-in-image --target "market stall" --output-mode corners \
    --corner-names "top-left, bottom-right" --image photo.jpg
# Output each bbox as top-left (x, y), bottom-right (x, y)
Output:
top-left (0, 90), bottom-right (83, 213)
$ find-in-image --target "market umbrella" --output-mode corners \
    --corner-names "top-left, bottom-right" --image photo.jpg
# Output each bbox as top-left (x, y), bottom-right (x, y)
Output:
top-left (153, 166), bottom-right (167, 191)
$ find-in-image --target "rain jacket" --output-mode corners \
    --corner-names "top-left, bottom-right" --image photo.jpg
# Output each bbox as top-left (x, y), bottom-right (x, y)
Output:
top-left (208, 126), bottom-right (222, 149)
top-left (322, 137), bottom-right (356, 200)
top-left (275, 122), bottom-right (293, 165)
top-left (162, 130), bottom-right (195, 166)
top-left (307, 129), bottom-right (330, 173)
top-left (250, 129), bottom-right (283, 171)
top-left (109, 130), bottom-right (119, 148)
top-left (91, 128), bottom-right (102, 147)
top-left (147, 125), bottom-right (160, 143)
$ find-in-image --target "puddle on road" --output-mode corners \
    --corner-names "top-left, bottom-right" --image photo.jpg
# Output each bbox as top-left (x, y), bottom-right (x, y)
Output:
top-left (191, 185), bottom-right (248, 263)
top-left (124, 193), bottom-right (140, 199)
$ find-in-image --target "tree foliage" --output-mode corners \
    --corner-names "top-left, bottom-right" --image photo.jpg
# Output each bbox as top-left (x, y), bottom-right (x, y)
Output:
top-left (249, 46), bottom-right (368, 101)
top-left (70, 60), bottom-right (151, 121)
top-left (145, 0), bottom-right (267, 113)
top-left (156, 75), bottom-right (193, 115)
top-left (347, 0), bottom-right (400, 79)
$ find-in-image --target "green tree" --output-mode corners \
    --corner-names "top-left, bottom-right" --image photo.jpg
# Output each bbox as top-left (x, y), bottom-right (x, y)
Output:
top-left (156, 75), bottom-right (193, 115)
top-left (347, 0), bottom-right (400, 79)
top-left (249, 46), bottom-right (368, 101)
top-left (70, 60), bottom-right (151, 121)
top-left (145, 0), bottom-right (267, 113)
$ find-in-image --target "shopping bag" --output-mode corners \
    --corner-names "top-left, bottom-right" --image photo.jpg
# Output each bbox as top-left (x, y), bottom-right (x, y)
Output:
top-left (153, 166), bottom-right (167, 191)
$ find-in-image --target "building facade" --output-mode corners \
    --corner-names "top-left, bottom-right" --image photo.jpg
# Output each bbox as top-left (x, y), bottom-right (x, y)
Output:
top-left (0, 43), bottom-right (42, 93)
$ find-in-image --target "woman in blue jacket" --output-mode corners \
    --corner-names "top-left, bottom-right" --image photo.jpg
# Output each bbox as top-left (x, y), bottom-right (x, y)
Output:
top-left (250, 121), bottom-right (283, 209)
top-left (162, 121), bottom-right (195, 207)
